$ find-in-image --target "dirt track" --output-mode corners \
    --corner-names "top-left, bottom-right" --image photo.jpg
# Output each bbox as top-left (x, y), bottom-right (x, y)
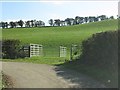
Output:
top-left (2, 62), bottom-right (106, 88)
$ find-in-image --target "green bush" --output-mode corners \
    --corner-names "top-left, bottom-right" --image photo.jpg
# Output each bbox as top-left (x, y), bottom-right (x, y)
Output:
top-left (78, 30), bottom-right (118, 87)
top-left (80, 30), bottom-right (118, 70)
top-left (17, 50), bottom-right (26, 58)
top-left (2, 39), bottom-right (23, 59)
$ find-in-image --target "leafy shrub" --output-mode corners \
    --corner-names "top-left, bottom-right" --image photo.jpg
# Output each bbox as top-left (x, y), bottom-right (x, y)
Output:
top-left (80, 30), bottom-right (118, 70)
top-left (2, 39), bottom-right (24, 59)
top-left (78, 30), bottom-right (119, 87)
top-left (17, 50), bottom-right (26, 58)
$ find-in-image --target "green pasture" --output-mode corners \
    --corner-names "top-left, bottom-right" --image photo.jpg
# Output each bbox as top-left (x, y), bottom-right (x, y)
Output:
top-left (2, 19), bottom-right (118, 58)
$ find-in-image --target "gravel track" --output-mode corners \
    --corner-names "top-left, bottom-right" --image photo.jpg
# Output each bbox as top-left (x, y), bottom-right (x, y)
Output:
top-left (2, 62), bottom-right (106, 88)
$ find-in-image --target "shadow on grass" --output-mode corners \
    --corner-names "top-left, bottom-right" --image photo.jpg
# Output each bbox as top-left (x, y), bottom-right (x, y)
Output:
top-left (55, 59), bottom-right (118, 88)
top-left (54, 62), bottom-right (106, 88)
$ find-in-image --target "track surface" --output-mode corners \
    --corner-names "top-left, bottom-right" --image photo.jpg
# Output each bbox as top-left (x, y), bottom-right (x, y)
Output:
top-left (2, 62), bottom-right (106, 88)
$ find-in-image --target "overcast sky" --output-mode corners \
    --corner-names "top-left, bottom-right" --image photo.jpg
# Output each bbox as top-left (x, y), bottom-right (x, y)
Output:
top-left (1, 1), bottom-right (118, 25)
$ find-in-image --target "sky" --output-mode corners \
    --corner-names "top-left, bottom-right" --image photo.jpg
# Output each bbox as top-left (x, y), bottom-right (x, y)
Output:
top-left (0, 0), bottom-right (119, 26)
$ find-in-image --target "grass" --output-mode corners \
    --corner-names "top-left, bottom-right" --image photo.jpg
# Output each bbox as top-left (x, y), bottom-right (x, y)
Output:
top-left (2, 19), bottom-right (118, 58)
top-left (2, 19), bottom-right (118, 66)
top-left (2, 72), bottom-right (14, 88)
top-left (2, 56), bottom-right (68, 65)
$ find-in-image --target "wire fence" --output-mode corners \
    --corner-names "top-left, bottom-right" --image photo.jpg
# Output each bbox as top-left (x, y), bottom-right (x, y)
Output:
top-left (1, 42), bottom-right (81, 60)
top-left (23, 43), bottom-right (81, 60)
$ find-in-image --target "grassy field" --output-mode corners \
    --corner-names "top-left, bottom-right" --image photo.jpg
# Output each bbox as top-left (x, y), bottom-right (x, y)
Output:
top-left (2, 19), bottom-right (118, 88)
top-left (2, 19), bottom-right (118, 58)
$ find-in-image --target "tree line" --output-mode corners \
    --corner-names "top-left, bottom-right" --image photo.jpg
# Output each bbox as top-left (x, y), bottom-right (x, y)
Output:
top-left (0, 20), bottom-right (45, 29)
top-left (48, 15), bottom-right (117, 26)
top-left (0, 15), bottom-right (119, 29)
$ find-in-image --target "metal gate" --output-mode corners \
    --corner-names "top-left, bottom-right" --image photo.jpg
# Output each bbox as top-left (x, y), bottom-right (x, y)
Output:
top-left (30, 44), bottom-right (43, 57)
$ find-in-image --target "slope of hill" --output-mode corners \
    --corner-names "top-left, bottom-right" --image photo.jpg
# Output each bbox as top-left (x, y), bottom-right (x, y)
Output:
top-left (2, 19), bottom-right (118, 57)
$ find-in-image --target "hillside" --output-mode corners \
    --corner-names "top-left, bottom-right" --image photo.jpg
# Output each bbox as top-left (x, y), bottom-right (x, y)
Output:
top-left (2, 19), bottom-right (118, 57)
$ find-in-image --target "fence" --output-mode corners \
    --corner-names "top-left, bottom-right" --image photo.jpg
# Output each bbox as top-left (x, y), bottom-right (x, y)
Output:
top-left (30, 44), bottom-right (43, 57)
top-left (59, 46), bottom-right (67, 57)
top-left (43, 48), bottom-right (59, 57)
top-left (23, 45), bottom-right (30, 57)
top-left (70, 44), bottom-right (80, 60)
top-left (23, 43), bottom-right (80, 60)
top-left (23, 44), bottom-right (43, 57)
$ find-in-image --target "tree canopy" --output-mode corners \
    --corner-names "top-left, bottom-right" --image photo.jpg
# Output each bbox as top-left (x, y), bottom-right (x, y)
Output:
top-left (0, 15), bottom-right (117, 29)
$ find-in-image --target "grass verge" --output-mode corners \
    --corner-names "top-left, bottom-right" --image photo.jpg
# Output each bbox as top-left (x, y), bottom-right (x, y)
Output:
top-left (2, 56), bottom-right (69, 66)
top-left (2, 72), bottom-right (14, 88)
